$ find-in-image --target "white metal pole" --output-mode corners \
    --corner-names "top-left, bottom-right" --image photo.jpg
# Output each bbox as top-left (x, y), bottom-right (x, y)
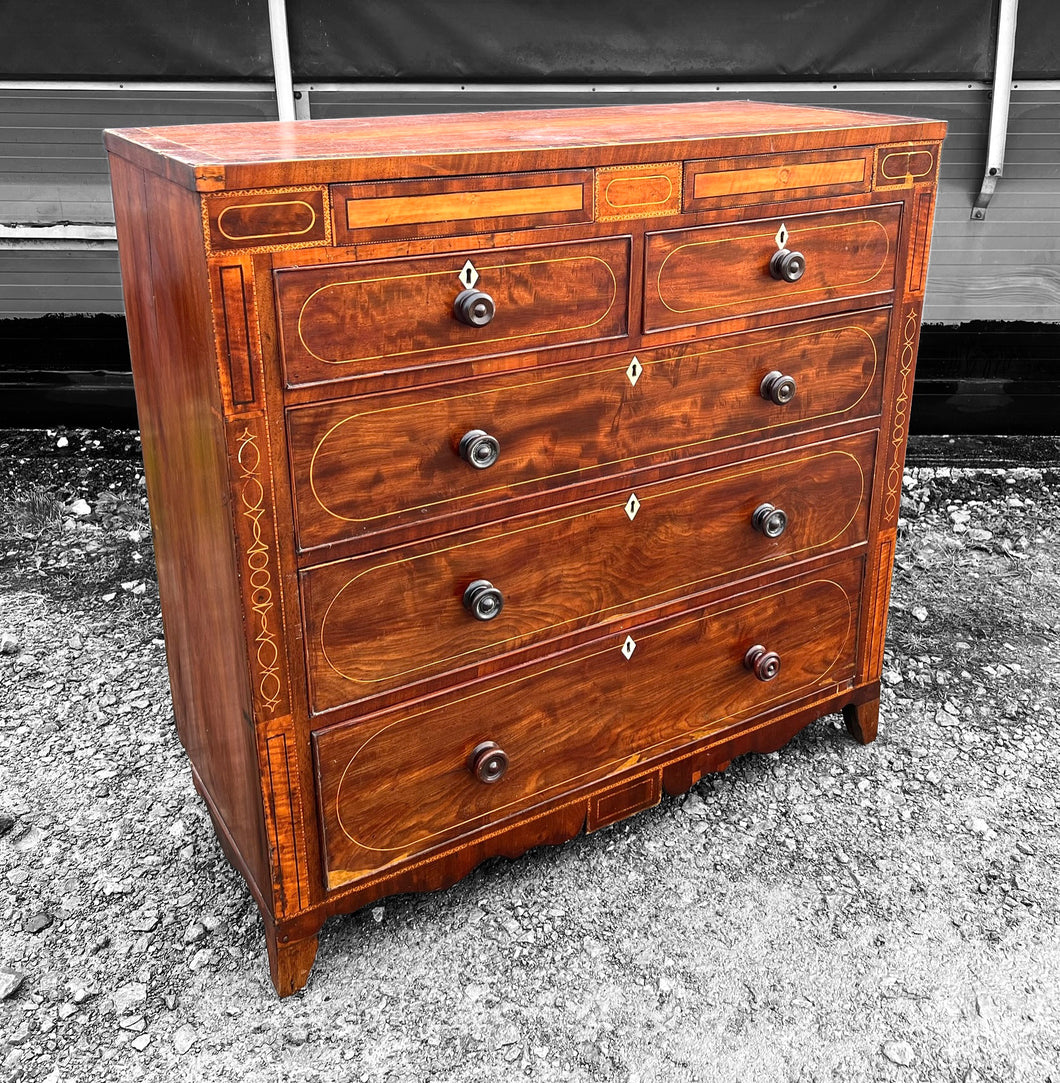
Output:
top-left (973, 0), bottom-right (1019, 219)
top-left (267, 0), bottom-right (298, 122)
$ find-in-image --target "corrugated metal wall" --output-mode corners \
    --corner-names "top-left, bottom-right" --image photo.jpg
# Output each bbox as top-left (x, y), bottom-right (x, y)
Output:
top-left (1, 84), bottom-right (1057, 324)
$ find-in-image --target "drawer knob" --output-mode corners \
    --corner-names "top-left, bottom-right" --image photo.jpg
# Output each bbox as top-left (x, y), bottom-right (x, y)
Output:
top-left (469, 741), bottom-right (509, 784)
top-left (458, 429), bottom-right (500, 469)
top-left (453, 288), bottom-right (496, 327)
top-left (769, 248), bottom-right (806, 283)
top-left (760, 370), bottom-right (797, 405)
top-left (463, 579), bottom-right (504, 621)
top-left (744, 644), bottom-right (781, 682)
top-left (752, 502), bottom-right (788, 538)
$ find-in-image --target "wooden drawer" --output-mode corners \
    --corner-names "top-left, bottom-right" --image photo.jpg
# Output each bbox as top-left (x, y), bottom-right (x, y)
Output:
top-left (682, 147), bottom-right (874, 211)
top-left (313, 556), bottom-right (863, 888)
top-left (274, 237), bottom-right (630, 386)
top-left (301, 430), bottom-right (874, 713)
top-left (643, 203), bottom-right (901, 334)
top-left (288, 308), bottom-right (888, 551)
top-left (331, 169), bottom-right (594, 244)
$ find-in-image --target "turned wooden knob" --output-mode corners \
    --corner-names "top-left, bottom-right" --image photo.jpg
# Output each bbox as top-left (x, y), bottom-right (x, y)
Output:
top-left (760, 370), bottom-right (797, 405)
top-left (463, 579), bottom-right (504, 621)
top-left (458, 429), bottom-right (500, 469)
top-left (752, 502), bottom-right (788, 538)
top-left (453, 288), bottom-right (496, 327)
top-left (469, 741), bottom-right (509, 784)
top-left (769, 249), bottom-right (806, 283)
top-left (744, 644), bottom-right (781, 682)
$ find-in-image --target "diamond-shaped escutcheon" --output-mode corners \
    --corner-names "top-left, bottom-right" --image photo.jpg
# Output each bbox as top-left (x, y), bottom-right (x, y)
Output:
top-left (624, 493), bottom-right (641, 521)
top-left (459, 259), bottom-right (479, 289)
top-left (774, 223), bottom-right (789, 249)
top-left (621, 635), bottom-right (637, 660)
top-left (626, 355), bottom-right (643, 387)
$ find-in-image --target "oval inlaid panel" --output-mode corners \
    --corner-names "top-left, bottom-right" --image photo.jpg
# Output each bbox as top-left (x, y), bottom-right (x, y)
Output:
top-left (312, 559), bottom-right (860, 884)
top-left (300, 431), bottom-right (874, 713)
top-left (287, 308), bottom-right (888, 551)
top-left (275, 238), bottom-right (630, 384)
top-left (644, 203), bottom-right (901, 332)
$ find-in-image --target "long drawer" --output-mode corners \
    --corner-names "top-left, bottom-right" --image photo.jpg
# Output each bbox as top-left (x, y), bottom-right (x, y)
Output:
top-left (643, 203), bottom-right (901, 334)
top-left (313, 555), bottom-right (863, 888)
top-left (301, 430), bottom-right (874, 713)
top-left (287, 308), bottom-right (889, 551)
top-left (275, 237), bottom-right (630, 386)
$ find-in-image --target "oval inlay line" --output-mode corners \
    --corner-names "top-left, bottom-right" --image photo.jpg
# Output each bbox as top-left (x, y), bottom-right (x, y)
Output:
top-left (294, 254), bottom-right (620, 365)
top-left (655, 218), bottom-right (892, 316)
top-left (303, 322), bottom-right (878, 526)
top-left (881, 150), bottom-right (934, 181)
top-left (330, 575), bottom-right (853, 852)
top-left (604, 174), bottom-right (674, 209)
top-left (314, 448), bottom-right (865, 688)
top-left (217, 199), bottom-right (317, 241)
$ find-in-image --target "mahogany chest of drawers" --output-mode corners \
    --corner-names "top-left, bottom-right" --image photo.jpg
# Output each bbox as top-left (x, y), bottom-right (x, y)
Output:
top-left (105, 101), bottom-right (944, 995)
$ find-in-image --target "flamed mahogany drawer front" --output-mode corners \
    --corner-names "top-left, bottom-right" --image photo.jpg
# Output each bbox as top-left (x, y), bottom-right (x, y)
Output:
top-left (275, 238), bottom-right (630, 386)
top-left (313, 557), bottom-right (862, 887)
top-left (288, 308), bottom-right (888, 551)
top-left (643, 203), bottom-right (901, 333)
top-left (301, 430), bottom-right (874, 713)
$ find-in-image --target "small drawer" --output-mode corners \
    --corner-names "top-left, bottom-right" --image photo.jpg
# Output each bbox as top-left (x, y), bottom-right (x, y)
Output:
top-left (643, 203), bottom-right (900, 335)
top-left (312, 556), bottom-right (863, 888)
top-left (332, 169), bottom-right (593, 244)
top-left (683, 147), bottom-right (873, 211)
top-left (287, 308), bottom-right (889, 551)
top-left (300, 430), bottom-right (875, 714)
top-left (204, 187), bottom-right (329, 252)
top-left (275, 237), bottom-right (630, 386)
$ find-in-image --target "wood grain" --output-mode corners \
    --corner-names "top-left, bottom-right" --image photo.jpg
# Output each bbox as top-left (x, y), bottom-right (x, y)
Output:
top-left (644, 204), bottom-right (902, 333)
top-left (287, 308), bottom-right (890, 551)
top-left (313, 557), bottom-right (862, 887)
top-left (205, 187), bottom-right (329, 251)
top-left (275, 237), bottom-right (630, 385)
top-left (301, 431), bottom-right (875, 712)
top-left (108, 156), bottom-right (272, 905)
top-left (687, 147), bottom-right (871, 207)
top-left (107, 101), bottom-right (944, 997)
top-left (334, 169), bottom-right (592, 243)
top-left (103, 101), bottom-right (946, 192)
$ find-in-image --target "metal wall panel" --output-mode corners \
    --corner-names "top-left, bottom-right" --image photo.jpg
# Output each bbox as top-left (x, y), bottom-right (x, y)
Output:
top-left (1, 84), bottom-right (1057, 324)
top-left (0, 250), bottom-right (123, 317)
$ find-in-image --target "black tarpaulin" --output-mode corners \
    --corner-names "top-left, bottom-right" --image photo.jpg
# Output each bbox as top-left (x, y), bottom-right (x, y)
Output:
top-left (2, 0), bottom-right (1056, 81)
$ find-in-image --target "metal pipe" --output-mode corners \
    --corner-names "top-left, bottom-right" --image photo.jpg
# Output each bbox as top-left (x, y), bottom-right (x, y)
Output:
top-left (267, 0), bottom-right (298, 122)
top-left (973, 0), bottom-right (1019, 220)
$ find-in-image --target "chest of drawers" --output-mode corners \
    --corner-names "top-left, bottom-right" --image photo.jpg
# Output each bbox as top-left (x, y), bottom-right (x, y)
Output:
top-left (105, 101), bottom-right (944, 996)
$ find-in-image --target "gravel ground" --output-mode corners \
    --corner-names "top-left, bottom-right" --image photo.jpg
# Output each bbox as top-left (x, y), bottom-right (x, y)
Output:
top-left (0, 428), bottom-right (1058, 1083)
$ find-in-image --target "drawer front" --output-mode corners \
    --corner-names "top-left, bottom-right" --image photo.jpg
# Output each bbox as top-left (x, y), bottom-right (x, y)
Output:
top-left (683, 147), bottom-right (873, 211)
top-left (313, 557), bottom-right (862, 887)
top-left (301, 431), bottom-right (874, 713)
top-left (275, 238), bottom-right (630, 386)
top-left (643, 203), bottom-right (901, 334)
top-left (288, 308), bottom-right (888, 551)
top-left (332, 169), bottom-right (594, 244)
